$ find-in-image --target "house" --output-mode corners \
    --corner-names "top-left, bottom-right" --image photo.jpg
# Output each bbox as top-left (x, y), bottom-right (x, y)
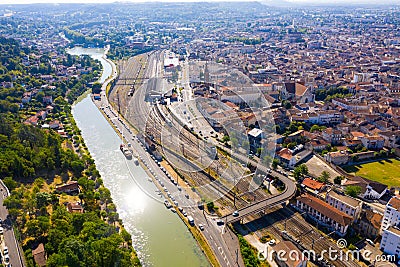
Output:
top-left (322, 128), bottom-right (342, 145)
top-left (344, 176), bottom-right (387, 200)
top-left (296, 194), bottom-right (353, 236)
top-left (317, 110), bottom-right (344, 125)
top-left (36, 110), bottom-right (47, 120)
top-left (272, 240), bottom-right (308, 267)
top-left (308, 138), bottom-right (329, 151)
top-left (22, 92), bottom-right (32, 104)
top-left (336, 123), bottom-right (351, 134)
top-left (354, 210), bottom-right (382, 240)
top-left (45, 105), bottom-right (54, 113)
top-left (56, 181), bottom-right (80, 194)
top-left (380, 196), bottom-right (400, 234)
top-left (378, 130), bottom-right (400, 148)
top-left (276, 148), bottom-right (311, 169)
top-left (276, 148), bottom-right (296, 168)
top-left (248, 128), bottom-right (264, 152)
top-left (240, 113), bottom-right (257, 127)
top-left (359, 136), bottom-right (385, 150)
top-left (220, 89), bottom-right (262, 104)
top-left (324, 151), bottom-right (349, 166)
top-left (282, 82), bottom-right (314, 104)
top-left (301, 178), bottom-right (326, 194)
top-left (49, 120), bottom-right (62, 129)
top-left (32, 243), bottom-right (46, 267)
top-left (343, 138), bottom-right (363, 150)
top-left (325, 190), bottom-right (362, 220)
top-left (24, 116), bottom-right (39, 126)
top-left (67, 202), bottom-right (84, 213)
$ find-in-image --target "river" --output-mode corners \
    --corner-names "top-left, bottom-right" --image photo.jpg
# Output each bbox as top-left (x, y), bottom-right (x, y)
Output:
top-left (69, 47), bottom-right (210, 267)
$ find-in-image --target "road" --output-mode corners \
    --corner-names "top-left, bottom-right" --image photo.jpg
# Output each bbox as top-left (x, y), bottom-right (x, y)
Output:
top-left (0, 181), bottom-right (25, 267)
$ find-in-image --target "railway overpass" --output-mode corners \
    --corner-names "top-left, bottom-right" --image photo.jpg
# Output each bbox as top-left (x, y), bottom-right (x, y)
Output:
top-left (223, 154), bottom-right (297, 224)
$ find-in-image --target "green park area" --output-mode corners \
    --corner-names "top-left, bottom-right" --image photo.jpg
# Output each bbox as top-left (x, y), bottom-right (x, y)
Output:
top-left (343, 158), bottom-right (400, 187)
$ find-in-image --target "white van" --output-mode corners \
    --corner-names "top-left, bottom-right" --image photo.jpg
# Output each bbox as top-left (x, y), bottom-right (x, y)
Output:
top-left (187, 216), bottom-right (194, 226)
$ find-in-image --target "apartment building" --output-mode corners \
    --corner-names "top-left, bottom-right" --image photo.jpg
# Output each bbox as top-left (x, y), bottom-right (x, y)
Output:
top-left (380, 226), bottom-right (400, 265)
top-left (325, 190), bottom-right (362, 220)
top-left (296, 194), bottom-right (353, 236)
top-left (380, 196), bottom-right (400, 234)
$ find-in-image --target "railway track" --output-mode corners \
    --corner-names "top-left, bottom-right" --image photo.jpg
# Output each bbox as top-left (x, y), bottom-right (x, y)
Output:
top-left (256, 207), bottom-right (361, 267)
top-left (146, 104), bottom-right (271, 210)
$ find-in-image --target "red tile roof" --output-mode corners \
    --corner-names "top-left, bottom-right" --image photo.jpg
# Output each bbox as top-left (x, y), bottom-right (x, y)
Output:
top-left (297, 194), bottom-right (353, 226)
top-left (302, 178), bottom-right (325, 191)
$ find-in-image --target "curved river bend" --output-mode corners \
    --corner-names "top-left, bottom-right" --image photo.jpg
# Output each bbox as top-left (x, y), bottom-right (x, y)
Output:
top-left (69, 47), bottom-right (210, 267)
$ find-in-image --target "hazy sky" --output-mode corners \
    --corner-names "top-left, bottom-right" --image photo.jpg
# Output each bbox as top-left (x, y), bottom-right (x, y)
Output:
top-left (0, 0), bottom-right (398, 4)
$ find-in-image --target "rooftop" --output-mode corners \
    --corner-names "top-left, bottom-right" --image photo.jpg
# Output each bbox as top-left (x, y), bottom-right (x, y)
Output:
top-left (327, 190), bottom-right (361, 208)
top-left (297, 193), bottom-right (353, 226)
top-left (302, 178), bottom-right (325, 191)
top-left (388, 196), bottom-right (400, 211)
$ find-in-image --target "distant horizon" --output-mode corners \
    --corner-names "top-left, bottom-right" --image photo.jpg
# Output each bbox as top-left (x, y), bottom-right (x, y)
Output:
top-left (0, 0), bottom-right (399, 5)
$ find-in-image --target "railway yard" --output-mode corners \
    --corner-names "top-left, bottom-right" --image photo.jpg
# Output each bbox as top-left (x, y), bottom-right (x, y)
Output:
top-left (105, 50), bottom-right (356, 267)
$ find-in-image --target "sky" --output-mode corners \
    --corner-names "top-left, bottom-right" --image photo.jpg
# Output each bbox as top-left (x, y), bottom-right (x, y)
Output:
top-left (0, 0), bottom-right (398, 4)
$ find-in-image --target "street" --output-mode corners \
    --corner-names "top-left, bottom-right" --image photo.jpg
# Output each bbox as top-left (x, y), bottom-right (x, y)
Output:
top-left (0, 181), bottom-right (25, 267)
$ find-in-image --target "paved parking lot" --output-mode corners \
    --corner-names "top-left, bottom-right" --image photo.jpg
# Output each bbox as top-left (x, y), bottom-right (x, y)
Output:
top-left (303, 155), bottom-right (341, 181)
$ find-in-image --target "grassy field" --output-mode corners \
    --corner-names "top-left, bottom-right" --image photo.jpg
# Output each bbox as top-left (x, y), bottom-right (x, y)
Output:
top-left (343, 158), bottom-right (400, 187)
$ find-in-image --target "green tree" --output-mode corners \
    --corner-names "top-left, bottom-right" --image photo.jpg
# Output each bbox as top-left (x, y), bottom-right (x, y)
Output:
top-left (207, 201), bottom-right (215, 212)
top-left (317, 171), bottom-right (330, 183)
top-left (334, 176), bottom-right (343, 185)
top-left (222, 135), bottom-right (230, 143)
top-left (3, 177), bottom-right (19, 191)
top-left (310, 125), bottom-right (320, 132)
top-left (35, 192), bottom-right (52, 209)
top-left (345, 185), bottom-right (362, 197)
top-left (272, 159), bottom-right (279, 170)
top-left (282, 100), bottom-right (292, 109)
top-left (293, 164), bottom-right (308, 181)
top-left (92, 82), bottom-right (102, 94)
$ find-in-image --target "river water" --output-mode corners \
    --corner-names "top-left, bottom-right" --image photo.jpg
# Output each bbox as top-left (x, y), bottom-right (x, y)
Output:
top-left (69, 47), bottom-right (210, 267)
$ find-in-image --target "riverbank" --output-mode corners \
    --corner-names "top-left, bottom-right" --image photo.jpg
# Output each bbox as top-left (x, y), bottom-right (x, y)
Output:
top-left (74, 47), bottom-right (211, 266)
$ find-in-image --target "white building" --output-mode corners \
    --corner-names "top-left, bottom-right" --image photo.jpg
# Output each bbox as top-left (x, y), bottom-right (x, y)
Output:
top-left (380, 226), bottom-right (400, 264)
top-left (296, 194), bottom-right (353, 237)
top-left (325, 190), bottom-right (362, 220)
top-left (380, 196), bottom-right (400, 234)
top-left (220, 90), bottom-right (261, 104)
